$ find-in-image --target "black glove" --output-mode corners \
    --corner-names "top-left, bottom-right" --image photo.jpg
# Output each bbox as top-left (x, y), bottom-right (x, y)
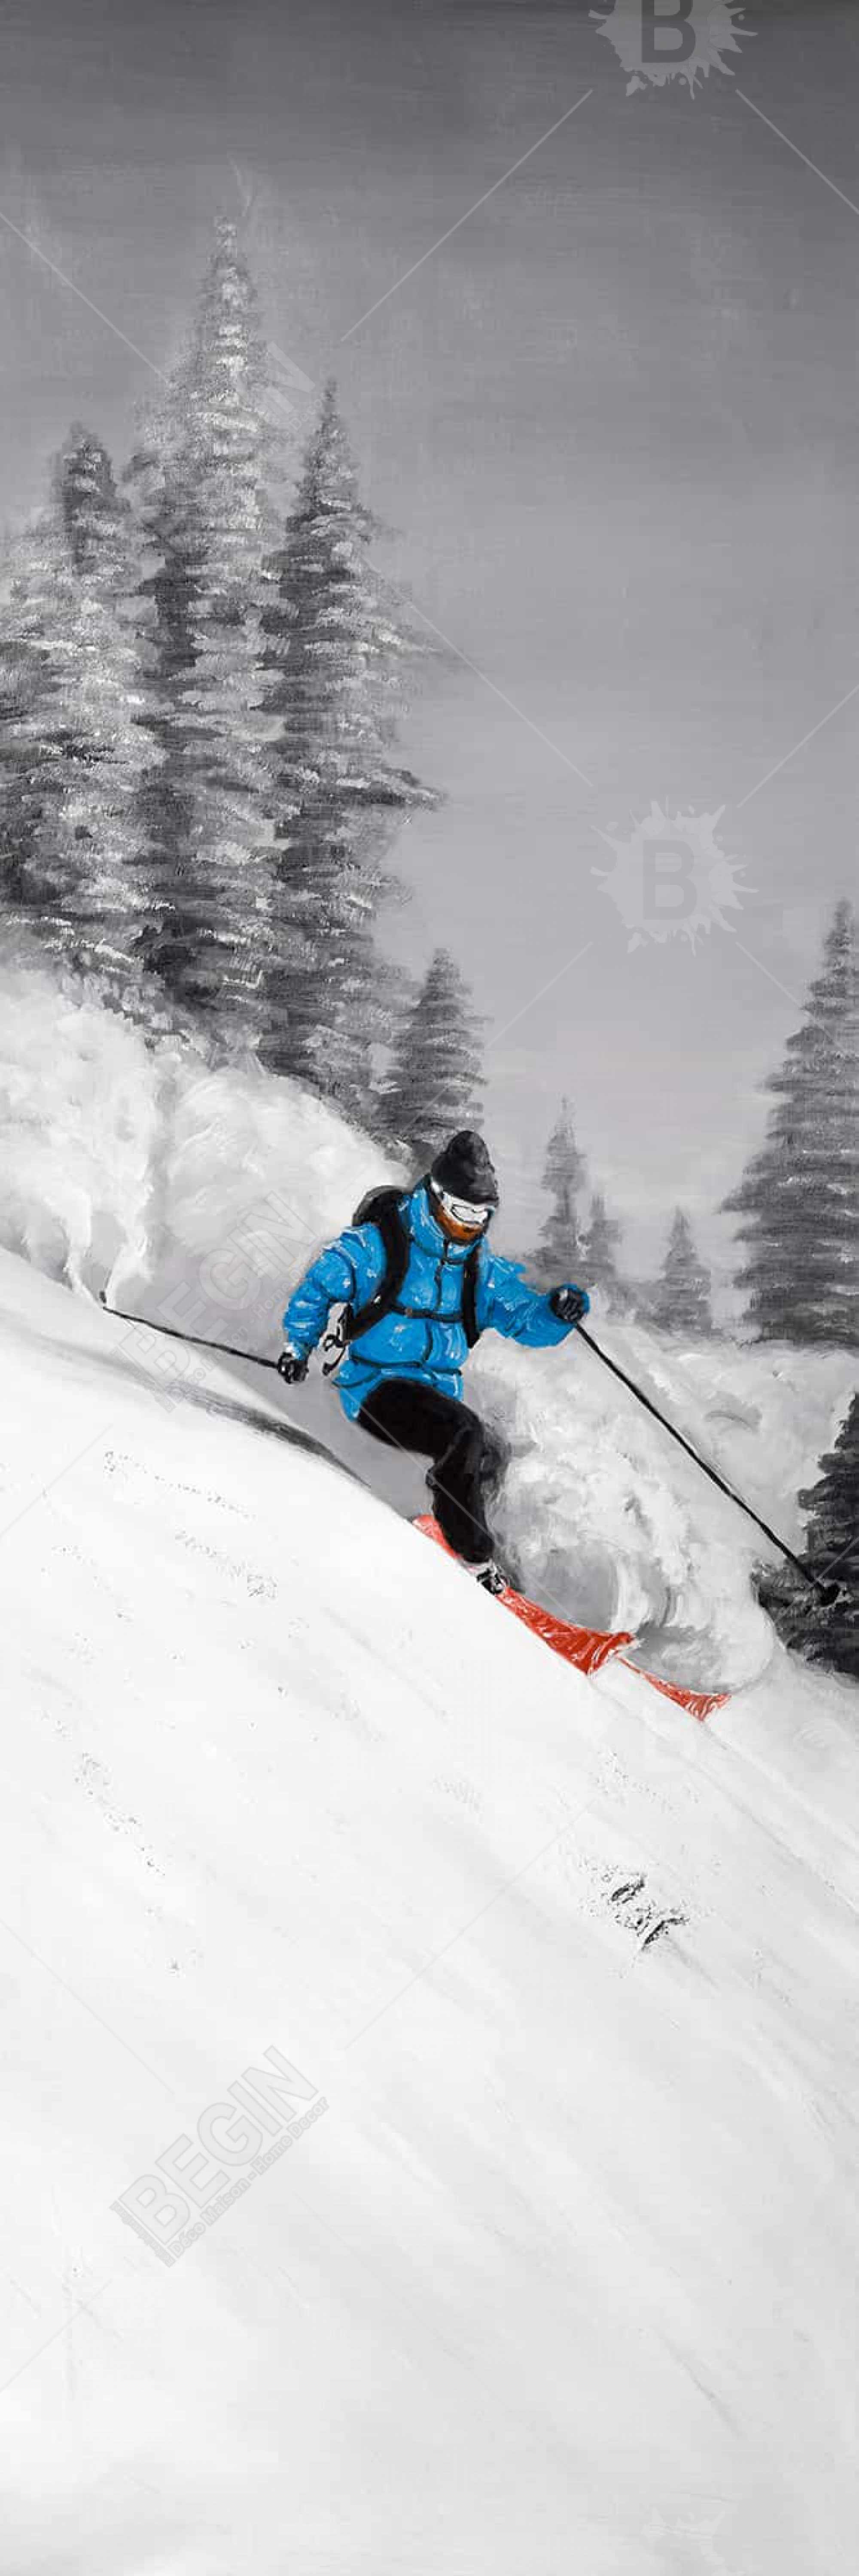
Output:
top-left (277, 1346), bottom-right (309, 1385)
top-left (549, 1283), bottom-right (590, 1327)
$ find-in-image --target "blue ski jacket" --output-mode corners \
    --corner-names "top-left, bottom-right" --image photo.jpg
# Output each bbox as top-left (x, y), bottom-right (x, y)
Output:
top-left (282, 1183), bottom-right (579, 1420)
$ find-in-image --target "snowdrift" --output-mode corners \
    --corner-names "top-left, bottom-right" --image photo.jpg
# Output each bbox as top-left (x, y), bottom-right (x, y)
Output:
top-left (0, 951), bottom-right (390, 1314)
top-left (0, 1247), bottom-right (857, 2575)
top-left (473, 1323), bottom-right (855, 1692)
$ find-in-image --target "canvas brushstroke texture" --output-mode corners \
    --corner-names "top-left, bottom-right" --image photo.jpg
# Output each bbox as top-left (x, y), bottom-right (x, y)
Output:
top-left (0, 3), bottom-right (856, 2570)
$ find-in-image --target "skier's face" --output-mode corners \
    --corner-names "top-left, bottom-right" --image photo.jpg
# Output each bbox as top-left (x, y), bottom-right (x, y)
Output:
top-left (432, 1186), bottom-right (494, 1244)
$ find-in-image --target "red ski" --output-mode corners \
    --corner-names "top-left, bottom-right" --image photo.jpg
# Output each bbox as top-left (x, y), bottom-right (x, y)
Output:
top-left (624, 1666), bottom-right (729, 1724)
top-left (414, 1516), bottom-right (730, 1721)
top-left (413, 1515), bottom-right (633, 1677)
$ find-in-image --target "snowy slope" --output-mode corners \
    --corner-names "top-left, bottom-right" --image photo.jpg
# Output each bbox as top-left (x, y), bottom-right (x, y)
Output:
top-left (1, 1247), bottom-right (857, 2576)
top-left (3, 954), bottom-right (853, 1703)
top-left (1, 951), bottom-right (852, 1701)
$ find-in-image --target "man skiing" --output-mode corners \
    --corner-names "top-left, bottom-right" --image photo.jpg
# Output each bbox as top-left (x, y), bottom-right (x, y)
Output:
top-left (278, 1131), bottom-right (589, 1592)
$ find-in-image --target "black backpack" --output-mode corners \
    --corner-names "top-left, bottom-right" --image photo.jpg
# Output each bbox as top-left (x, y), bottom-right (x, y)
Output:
top-left (341, 1183), bottom-right (482, 1352)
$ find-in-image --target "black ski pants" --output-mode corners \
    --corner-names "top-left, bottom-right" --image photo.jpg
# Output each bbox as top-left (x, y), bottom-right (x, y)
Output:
top-left (356, 1378), bottom-right (506, 1564)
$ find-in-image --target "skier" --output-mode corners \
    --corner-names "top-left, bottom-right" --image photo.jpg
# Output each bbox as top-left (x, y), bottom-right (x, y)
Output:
top-left (277, 1131), bottom-right (589, 1592)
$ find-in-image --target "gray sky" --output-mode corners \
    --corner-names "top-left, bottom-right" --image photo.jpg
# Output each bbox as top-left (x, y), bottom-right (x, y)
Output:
top-left (1, 0), bottom-right (856, 1277)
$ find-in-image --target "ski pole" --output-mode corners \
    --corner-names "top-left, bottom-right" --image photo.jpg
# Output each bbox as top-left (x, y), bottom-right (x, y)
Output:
top-left (100, 1295), bottom-right (842, 1611)
top-left (99, 1293), bottom-right (280, 1372)
top-left (576, 1324), bottom-right (843, 1608)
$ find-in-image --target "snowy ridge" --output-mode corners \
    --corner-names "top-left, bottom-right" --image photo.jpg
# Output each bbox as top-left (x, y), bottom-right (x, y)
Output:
top-left (0, 1247), bottom-right (857, 2574)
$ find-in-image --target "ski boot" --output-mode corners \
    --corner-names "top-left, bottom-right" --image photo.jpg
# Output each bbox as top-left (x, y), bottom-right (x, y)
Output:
top-left (465, 1555), bottom-right (507, 1598)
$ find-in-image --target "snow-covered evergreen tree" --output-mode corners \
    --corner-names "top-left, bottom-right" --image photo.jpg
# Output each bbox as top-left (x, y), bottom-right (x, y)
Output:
top-left (378, 948), bottom-right (484, 1165)
top-left (758, 1393), bottom-right (859, 1677)
top-left (652, 1208), bottom-right (713, 1335)
top-left (49, 427), bottom-right (154, 1003)
top-left (137, 220), bottom-right (275, 1045)
top-left (0, 514), bottom-right (69, 936)
top-left (583, 1189), bottom-right (625, 1310)
top-left (532, 1101), bottom-right (588, 1286)
top-left (260, 381), bottom-right (433, 1114)
top-left (0, 433), bottom-right (152, 1012)
top-left (724, 901), bottom-right (858, 1349)
top-left (59, 424), bottom-right (129, 579)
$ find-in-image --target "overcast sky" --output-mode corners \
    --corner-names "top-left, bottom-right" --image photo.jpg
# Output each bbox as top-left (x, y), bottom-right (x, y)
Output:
top-left (1, 0), bottom-right (856, 1274)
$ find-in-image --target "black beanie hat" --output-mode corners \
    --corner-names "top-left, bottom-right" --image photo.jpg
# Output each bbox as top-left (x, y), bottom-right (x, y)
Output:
top-left (430, 1131), bottom-right (500, 1207)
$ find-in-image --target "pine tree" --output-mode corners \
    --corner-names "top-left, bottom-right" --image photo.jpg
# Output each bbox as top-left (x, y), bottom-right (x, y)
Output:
top-left (59, 423), bottom-right (129, 577)
top-left (583, 1189), bottom-right (625, 1310)
top-left (260, 381), bottom-right (433, 1115)
top-left (137, 219), bottom-right (275, 1045)
top-left (379, 948), bottom-right (484, 1163)
top-left (724, 902), bottom-right (858, 1349)
top-left (0, 436), bottom-right (152, 1011)
top-left (758, 1394), bottom-right (859, 1677)
top-left (49, 427), bottom-right (154, 1003)
top-left (652, 1208), bottom-right (713, 1335)
top-left (0, 514), bottom-right (70, 936)
top-left (533, 1101), bottom-right (588, 1285)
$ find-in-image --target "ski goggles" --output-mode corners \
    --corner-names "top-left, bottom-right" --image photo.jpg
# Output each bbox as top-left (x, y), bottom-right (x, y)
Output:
top-left (433, 1186), bottom-right (495, 1232)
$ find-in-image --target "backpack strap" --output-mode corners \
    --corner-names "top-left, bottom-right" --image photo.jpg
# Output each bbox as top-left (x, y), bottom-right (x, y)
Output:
top-left (343, 1184), bottom-right (485, 1354)
top-left (342, 1189), bottom-right (410, 1347)
top-left (462, 1241), bottom-right (482, 1349)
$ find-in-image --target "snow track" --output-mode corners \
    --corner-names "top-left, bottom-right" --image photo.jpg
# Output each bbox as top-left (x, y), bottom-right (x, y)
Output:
top-left (0, 1250), bottom-right (856, 2576)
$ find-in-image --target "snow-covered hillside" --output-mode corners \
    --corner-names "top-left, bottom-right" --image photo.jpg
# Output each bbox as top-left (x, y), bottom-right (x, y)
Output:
top-left (1, 1245), bottom-right (857, 2576)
